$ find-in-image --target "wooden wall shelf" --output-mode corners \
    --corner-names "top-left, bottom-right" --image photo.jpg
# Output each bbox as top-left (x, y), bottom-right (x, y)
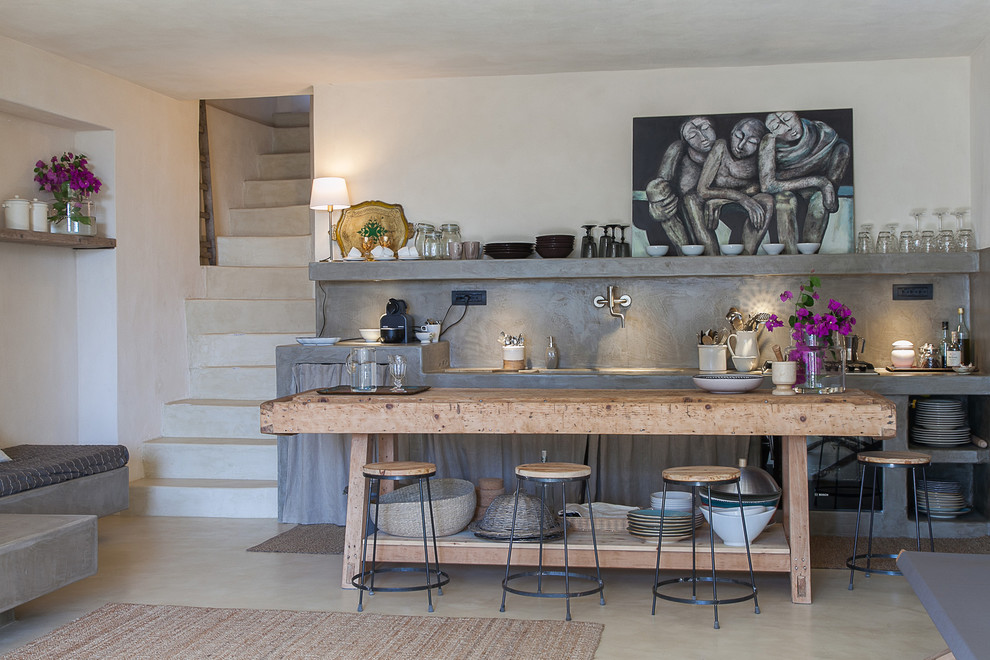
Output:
top-left (0, 228), bottom-right (116, 249)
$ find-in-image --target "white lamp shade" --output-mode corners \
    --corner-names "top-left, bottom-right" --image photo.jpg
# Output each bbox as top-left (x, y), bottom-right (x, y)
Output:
top-left (310, 177), bottom-right (350, 210)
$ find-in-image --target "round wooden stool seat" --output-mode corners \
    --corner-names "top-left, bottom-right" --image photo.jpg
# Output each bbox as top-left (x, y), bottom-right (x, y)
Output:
top-left (515, 462), bottom-right (591, 480)
top-left (663, 465), bottom-right (740, 485)
top-left (857, 451), bottom-right (931, 466)
top-left (363, 461), bottom-right (437, 478)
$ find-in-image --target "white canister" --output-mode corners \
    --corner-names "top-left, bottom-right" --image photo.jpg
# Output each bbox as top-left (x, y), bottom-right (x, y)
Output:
top-left (698, 344), bottom-right (728, 371)
top-left (2, 195), bottom-right (30, 230)
top-left (891, 340), bottom-right (916, 368)
top-left (30, 199), bottom-right (49, 232)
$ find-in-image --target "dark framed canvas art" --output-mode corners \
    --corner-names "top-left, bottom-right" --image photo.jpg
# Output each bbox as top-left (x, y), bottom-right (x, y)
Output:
top-left (632, 109), bottom-right (854, 255)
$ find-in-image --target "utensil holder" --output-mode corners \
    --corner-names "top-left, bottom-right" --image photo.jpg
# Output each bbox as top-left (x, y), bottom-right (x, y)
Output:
top-left (502, 345), bottom-right (525, 371)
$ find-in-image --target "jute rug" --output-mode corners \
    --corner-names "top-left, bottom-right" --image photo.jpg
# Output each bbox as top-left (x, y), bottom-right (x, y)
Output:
top-left (811, 535), bottom-right (990, 569)
top-left (1, 602), bottom-right (604, 660)
top-left (247, 524), bottom-right (345, 555)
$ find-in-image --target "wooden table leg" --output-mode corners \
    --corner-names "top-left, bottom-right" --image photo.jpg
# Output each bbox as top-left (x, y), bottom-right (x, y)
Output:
top-left (341, 433), bottom-right (373, 589)
top-left (782, 434), bottom-right (811, 604)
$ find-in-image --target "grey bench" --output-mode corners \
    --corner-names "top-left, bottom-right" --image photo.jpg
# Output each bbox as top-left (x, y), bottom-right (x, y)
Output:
top-left (0, 514), bottom-right (97, 619)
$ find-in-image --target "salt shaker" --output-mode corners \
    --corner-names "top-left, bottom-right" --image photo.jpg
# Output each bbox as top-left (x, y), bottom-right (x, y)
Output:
top-left (545, 336), bottom-right (559, 369)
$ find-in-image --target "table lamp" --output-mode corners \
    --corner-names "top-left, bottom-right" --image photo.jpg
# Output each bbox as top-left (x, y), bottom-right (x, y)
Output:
top-left (310, 177), bottom-right (350, 261)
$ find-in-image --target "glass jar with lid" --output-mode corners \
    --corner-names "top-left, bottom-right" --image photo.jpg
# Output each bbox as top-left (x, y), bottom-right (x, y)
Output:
top-left (412, 223), bottom-right (435, 257)
top-left (423, 230), bottom-right (443, 260)
top-left (440, 223), bottom-right (462, 260)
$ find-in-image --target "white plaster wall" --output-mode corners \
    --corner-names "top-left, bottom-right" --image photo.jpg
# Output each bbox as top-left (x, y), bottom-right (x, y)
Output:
top-left (206, 105), bottom-right (271, 237)
top-left (972, 37), bottom-right (990, 245)
top-left (0, 36), bottom-right (200, 474)
top-left (314, 58), bottom-right (973, 246)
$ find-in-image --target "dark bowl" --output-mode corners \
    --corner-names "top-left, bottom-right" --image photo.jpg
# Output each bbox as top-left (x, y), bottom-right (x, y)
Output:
top-left (535, 246), bottom-right (573, 259)
top-left (380, 326), bottom-right (406, 343)
top-left (536, 234), bottom-right (575, 242)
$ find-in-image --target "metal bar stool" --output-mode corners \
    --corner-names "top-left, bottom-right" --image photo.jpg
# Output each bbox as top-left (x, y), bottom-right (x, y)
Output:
top-left (500, 462), bottom-right (605, 621)
top-left (652, 466), bottom-right (759, 630)
top-left (352, 460), bottom-right (450, 612)
top-left (848, 451), bottom-right (935, 590)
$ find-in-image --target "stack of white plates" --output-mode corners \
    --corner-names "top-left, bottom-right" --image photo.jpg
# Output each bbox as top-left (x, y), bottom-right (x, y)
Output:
top-left (916, 479), bottom-right (971, 518)
top-left (910, 398), bottom-right (970, 446)
top-left (626, 508), bottom-right (703, 540)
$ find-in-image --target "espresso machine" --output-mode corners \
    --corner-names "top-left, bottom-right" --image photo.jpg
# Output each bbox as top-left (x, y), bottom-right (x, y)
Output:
top-left (380, 298), bottom-right (414, 343)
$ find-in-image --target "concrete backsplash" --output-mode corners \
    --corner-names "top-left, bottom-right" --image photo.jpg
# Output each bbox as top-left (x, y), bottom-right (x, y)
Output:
top-left (317, 272), bottom-right (972, 370)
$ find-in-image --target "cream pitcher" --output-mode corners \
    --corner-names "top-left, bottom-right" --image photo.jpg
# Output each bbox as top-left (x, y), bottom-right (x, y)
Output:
top-left (727, 330), bottom-right (758, 358)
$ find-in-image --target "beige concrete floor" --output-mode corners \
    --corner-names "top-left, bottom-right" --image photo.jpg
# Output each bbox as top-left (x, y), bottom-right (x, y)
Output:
top-left (0, 516), bottom-right (949, 659)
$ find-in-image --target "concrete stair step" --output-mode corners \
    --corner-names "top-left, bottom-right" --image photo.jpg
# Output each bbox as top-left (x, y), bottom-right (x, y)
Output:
top-left (258, 153), bottom-right (310, 180)
top-left (243, 178), bottom-right (310, 208)
top-left (185, 298), bottom-right (314, 334)
top-left (228, 205), bottom-right (310, 237)
top-left (216, 235), bottom-right (312, 267)
top-left (273, 126), bottom-right (309, 153)
top-left (203, 266), bottom-right (313, 299)
top-left (188, 332), bottom-right (299, 367)
top-left (163, 398), bottom-right (267, 439)
top-left (273, 112), bottom-right (309, 128)
top-left (189, 366), bottom-right (276, 399)
top-left (127, 478), bottom-right (277, 518)
top-left (142, 437), bottom-right (277, 480)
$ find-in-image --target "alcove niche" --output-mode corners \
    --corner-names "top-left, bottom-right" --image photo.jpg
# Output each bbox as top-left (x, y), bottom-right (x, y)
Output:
top-left (0, 98), bottom-right (117, 446)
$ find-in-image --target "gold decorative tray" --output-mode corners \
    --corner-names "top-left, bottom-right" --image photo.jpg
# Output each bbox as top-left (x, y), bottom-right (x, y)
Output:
top-left (335, 200), bottom-right (410, 256)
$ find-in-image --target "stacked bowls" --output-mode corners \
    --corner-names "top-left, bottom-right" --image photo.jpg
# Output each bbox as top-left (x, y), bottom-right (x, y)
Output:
top-left (535, 234), bottom-right (575, 259)
top-left (483, 242), bottom-right (534, 259)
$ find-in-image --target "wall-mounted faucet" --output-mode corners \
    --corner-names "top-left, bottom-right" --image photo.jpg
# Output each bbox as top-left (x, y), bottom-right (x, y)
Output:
top-left (593, 285), bottom-right (632, 327)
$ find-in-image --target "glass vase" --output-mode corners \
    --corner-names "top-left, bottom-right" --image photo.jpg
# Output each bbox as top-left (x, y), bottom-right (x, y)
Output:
top-left (793, 333), bottom-right (828, 394)
top-left (50, 198), bottom-right (96, 236)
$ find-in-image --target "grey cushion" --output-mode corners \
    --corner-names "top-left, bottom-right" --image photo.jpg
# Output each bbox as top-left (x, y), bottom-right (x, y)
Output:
top-left (0, 445), bottom-right (129, 497)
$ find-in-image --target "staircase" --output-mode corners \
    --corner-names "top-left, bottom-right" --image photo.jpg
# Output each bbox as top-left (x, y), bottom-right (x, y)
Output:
top-left (129, 111), bottom-right (314, 518)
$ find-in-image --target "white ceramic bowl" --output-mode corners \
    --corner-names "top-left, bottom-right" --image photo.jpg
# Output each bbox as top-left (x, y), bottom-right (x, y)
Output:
top-left (720, 243), bottom-right (743, 256)
top-left (415, 331), bottom-right (432, 344)
top-left (700, 505), bottom-right (775, 546)
top-left (359, 328), bottom-right (381, 342)
top-left (762, 243), bottom-right (785, 255)
top-left (650, 491), bottom-right (693, 510)
top-left (681, 244), bottom-right (705, 256)
top-left (797, 242), bottom-right (821, 254)
top-left (646, 244), bottom-right (669, 257)
top-left (731, 355), bottom-right (759, 372)
top-left (692, 373), bottom-right (764, 394)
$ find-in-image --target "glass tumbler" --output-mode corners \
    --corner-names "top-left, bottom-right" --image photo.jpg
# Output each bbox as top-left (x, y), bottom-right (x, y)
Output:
top-left (856, 231), bottom-right (873, 254)
top-left (898, 230), bottom-right (915, 253)
top-left (956, 229), bottom-right (974, 252)
top-left (875, 230), bottom-right (894, 254)
top-left (918, 230), bottom-right (936, 253)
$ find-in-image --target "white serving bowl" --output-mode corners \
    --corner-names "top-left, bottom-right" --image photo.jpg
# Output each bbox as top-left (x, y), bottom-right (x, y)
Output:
top-left (797, 242), bottom-right (821, 254)
top-left (720, 243), bottom-right (744, 256)
top-left (646, 244), bottom-right (669, 257)
top-left (692, 373), bottom-right (763, 394)
top-left (415, 331), bottom-right (432, 344)
top-left (700, 505), bottom-right (775, 546)
top-left (359, 328), bottom-right (381, 342)
top-left (762, 243), bottom-right (785, 255)
top-left (681, 244), bottom-right (705, 256)
top-left (731, 355), bottom-right (759, 372)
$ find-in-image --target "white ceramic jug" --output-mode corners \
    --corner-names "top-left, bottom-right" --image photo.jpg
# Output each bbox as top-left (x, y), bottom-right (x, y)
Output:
top-left (727, 330), bottom-right (758, 358)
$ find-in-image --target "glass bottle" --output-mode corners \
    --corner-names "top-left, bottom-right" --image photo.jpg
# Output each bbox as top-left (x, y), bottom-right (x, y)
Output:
top-left (545, 336), bottom-right (559, 369)
top-left (955, 307), bottom-right (971, 365)
top-left (413, 223), bottom-right (435, 257)
top-left (440, 223), bottom-right (461, 260)
top-left (946, 331), bottom-right (962, 367)
top-left (938, 321), bottom-right (950, 368)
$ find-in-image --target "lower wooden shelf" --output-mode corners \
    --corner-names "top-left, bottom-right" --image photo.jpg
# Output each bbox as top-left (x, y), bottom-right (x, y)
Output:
top-left (0, 228), bottom-right (115, 249)
top-left (362, 523), bottom-right (791, 573)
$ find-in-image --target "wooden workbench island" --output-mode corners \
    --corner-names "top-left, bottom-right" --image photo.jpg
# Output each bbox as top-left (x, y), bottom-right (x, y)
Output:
top-left (260, 387), bottom-right (896, 604)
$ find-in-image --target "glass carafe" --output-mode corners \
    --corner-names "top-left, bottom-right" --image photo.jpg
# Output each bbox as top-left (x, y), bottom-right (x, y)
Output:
top-left (345, 347), bottom-right (377, 392)
top-left (440, 223), bottom-right (462, 259)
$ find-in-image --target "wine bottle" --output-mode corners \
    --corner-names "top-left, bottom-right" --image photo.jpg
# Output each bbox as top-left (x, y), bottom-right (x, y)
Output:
top-left (955, 307), bottom-right (971, 365)
top-left (946, 331), bottom-right (962, 367)
top-left (939, 321), bottom-right (950, 368)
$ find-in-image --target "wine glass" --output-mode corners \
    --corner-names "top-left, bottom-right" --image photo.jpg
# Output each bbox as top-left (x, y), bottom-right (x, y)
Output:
top-left (952, 208), bottom-right (973, 252)
top-left (388, 355), bottom-right (407, 392)
top-left (909, 209), bottom-right (925, 252)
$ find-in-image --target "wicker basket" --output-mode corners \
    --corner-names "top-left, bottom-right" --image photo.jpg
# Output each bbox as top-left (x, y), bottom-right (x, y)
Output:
top-left (370, 478), bottom-right (475, 538)
top-left (468, 493), bottom-right (565, 540)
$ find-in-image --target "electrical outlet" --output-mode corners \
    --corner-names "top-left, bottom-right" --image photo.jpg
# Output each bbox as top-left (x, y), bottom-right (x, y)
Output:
top-left (452, 289), bottom-right (487, 306)
top-left (892, 283), bottom-right (933, 300)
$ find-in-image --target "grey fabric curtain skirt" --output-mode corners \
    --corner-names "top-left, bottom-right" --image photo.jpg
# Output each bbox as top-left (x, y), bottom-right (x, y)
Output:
top-left (278, 363), bottom-right (758, 525)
